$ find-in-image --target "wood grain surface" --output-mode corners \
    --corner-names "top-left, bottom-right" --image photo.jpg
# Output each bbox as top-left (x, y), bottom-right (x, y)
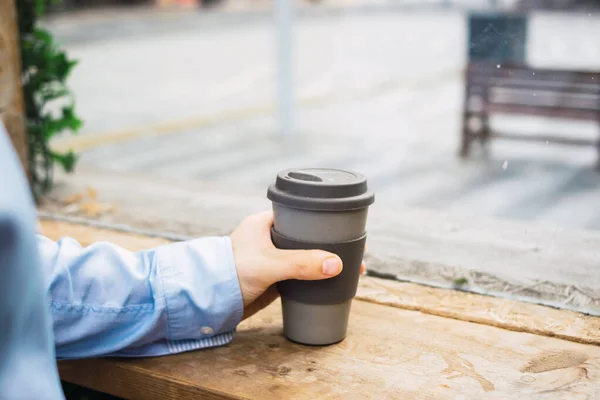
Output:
top-left (59, 300), bottom-right (600, 400)
top-left (42, 219), bottom-right (600, 399)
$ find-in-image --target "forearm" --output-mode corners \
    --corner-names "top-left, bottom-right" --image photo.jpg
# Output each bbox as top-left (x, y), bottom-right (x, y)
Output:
top-left (39, 235), bottom-right (244, 359)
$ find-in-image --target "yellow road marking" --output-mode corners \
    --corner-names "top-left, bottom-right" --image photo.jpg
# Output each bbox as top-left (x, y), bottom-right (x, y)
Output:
top-left (50, 69), bottom-right (462, 154)
top-left (50, 104), bottom-right (273, 153)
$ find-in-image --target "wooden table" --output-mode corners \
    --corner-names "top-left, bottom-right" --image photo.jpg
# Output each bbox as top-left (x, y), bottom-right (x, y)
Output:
top-left (42, 219), bottom-right (600, 400)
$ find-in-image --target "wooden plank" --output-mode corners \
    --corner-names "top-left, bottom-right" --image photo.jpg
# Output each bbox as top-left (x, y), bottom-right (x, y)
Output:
top-left (468, 63), bottom-right (600, 82)
top-left (40, 219), bottom-right (600, 346)
top-left (468, 77), bottom-right (600, 94)
top-left (355, 277), bottom-right (600, 347)
top-left (489, 132), bottom-right (598, 147)
top-left (481, 103), bottom-right (599, 121)
top-left (489, 89), bottom-right (600, 110)
top-left (58, 299), bottom-right (600, 400)
top-left (59, 361), bottom-right (237, 400)
top-left (41, 166), bottom-right (600, 314)
top-left (0, 0), bottom-right (27, 173)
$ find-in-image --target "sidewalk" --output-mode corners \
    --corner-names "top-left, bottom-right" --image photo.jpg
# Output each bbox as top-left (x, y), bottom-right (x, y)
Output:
top-left (44, 6), bottom-right (600, 232)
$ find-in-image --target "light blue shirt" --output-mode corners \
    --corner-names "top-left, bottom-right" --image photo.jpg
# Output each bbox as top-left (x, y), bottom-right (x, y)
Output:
top-left (0, 125), bottom-right (244, 399)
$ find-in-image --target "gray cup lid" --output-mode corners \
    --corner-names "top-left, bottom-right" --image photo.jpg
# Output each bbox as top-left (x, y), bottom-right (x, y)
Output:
top-left (267, 168), bottom-right (375, 211)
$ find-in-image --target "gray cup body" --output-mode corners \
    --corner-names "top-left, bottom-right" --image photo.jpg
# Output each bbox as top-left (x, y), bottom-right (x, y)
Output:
top-left (282, 298), bottom-right (352, 345)
top-left (272, 203), bottom-right (368, 243)
top-left (267, 168), bottom-right (374, 345)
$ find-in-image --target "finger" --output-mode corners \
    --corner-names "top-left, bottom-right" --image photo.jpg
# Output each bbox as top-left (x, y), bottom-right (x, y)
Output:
top-left (249, 210), bottom-right (275, 244)
top-left (252, 210), bottom-right (274, 228)
top-left (263, 248), bottom-right (343, 284)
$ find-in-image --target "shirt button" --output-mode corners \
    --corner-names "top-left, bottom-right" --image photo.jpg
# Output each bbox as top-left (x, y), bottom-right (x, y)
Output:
top-left (200, 326), bottom-right (214, 335)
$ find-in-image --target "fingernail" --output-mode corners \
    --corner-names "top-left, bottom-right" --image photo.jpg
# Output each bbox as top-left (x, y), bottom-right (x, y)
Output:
top-left (322, 257), bottom-right (342, 276)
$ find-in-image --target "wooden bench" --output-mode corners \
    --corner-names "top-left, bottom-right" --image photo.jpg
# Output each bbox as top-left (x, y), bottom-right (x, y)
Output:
top-left (460, 62), bottom-right (600, 164)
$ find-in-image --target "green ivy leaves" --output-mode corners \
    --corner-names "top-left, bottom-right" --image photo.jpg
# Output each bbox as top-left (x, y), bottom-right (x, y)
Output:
top-left (42, 105), bottom-right (83, 140)
top-left (17, 0), bottom-right (82, 199)
top-left (34, 0), bottom-right (63, 20)
top-left (52, 150), bottom-right (77, 173)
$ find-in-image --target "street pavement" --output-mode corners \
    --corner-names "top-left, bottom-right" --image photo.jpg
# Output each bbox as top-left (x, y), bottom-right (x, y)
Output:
top-left (46, 5), bottom-right (600, 231)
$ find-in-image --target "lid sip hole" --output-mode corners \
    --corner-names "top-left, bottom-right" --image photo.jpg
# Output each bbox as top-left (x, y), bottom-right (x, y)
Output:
top-left (287, 172), bottom-right (323, 182)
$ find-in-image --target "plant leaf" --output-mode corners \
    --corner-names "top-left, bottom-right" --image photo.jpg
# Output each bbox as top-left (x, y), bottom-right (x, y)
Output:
top-left (54, 52), bottom-right (77, 81)
top-left (40, 86), bottom-right (70, 103)
top-left (34, 28), bottom-right (53, 45)
top-left (35, 0), bottom-right (46, 16)
top-left (51, 150), bottom-right (78, 173)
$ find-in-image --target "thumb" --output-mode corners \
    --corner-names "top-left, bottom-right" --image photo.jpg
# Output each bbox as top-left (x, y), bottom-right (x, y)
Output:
top-left (265, 249), bottom-right (343, 284)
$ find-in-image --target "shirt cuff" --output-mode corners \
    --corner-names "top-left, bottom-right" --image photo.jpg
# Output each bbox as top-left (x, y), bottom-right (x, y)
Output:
top-left (155, 236), bottom-right (244, 344)
top-left (110, 332), bottom-right (237, 358)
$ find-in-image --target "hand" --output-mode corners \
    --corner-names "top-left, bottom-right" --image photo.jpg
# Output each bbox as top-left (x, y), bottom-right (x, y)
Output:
top-left (230, 211), bottom-right (366, 320)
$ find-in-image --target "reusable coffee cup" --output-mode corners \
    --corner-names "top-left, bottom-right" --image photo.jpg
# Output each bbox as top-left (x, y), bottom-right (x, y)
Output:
top-left (267, 168), bottom-right (375, 345)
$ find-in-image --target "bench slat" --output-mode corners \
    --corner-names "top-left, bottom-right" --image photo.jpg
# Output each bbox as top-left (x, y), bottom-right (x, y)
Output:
top-left (490, 93), bottom-right (600, 111)
top-left (468, 63), bottom-right (600, 84)
top-left (468, 78), bottom-right (600, 95)
top-left (467, 103), bottom-right (599, 120)
top-left (490, 132), bottom-right (599, 146)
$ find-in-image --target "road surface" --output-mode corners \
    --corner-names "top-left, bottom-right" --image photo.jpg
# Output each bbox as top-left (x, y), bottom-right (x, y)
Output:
top-left (46, 6), bottom-right (600, 230)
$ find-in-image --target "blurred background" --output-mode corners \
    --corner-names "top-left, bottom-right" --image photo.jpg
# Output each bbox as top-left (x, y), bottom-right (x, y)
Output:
top-left (43, 0), bottom-right (600, 230)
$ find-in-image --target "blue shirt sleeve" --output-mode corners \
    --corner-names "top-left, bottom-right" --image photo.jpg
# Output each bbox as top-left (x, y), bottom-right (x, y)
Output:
top-left (0, 126), bottom-right (65, 399)
top-left (41, 234), bottom-right (244, 359)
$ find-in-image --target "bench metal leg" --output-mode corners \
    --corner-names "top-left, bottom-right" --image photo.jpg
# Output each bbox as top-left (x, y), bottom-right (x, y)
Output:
top-left (479, 114), bottom-right (491, 152)
top-left (460, 74), bottom-right (472, 159)
top-left (460, 133), bottom-right (470, 158)
top-left (460, 112), bottom-right (473, 158)
top-left (479, 85), bottom-right (491, 152)
top-left (597, 115), bottom-right (600, 170)
top-left (460, 112), bottom-right (489, 158)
